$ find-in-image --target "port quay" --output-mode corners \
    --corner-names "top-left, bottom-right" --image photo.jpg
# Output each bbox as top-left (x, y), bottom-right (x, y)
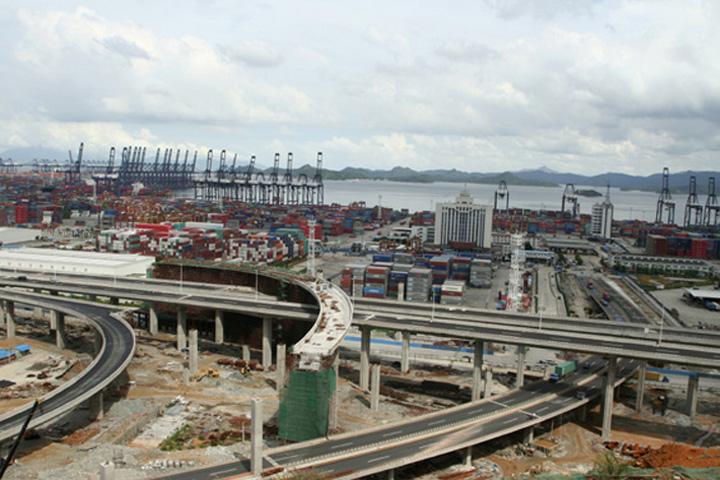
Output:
top-left (0, 160), bottom-right (719, 480)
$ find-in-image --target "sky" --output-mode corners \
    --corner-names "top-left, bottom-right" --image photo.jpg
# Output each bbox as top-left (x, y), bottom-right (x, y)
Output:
top-left (0, 0), bottom-right (719, 176)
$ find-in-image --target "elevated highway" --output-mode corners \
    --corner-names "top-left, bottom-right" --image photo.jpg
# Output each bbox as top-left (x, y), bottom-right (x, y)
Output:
top-left (0, 290), bottom-right (135, 443)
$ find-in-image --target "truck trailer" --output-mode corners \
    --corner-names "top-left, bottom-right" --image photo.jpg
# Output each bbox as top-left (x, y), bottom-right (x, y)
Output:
top-left (549, 359), bottom-right (578, 382)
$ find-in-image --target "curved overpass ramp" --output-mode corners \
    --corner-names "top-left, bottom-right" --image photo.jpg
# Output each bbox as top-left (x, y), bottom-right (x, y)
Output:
top-left (0, 290), bottom-right (136, 442)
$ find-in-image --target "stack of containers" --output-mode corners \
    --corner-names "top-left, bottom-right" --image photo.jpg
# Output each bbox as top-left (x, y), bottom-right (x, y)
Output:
top-left (392, 252), bottom-right (414, 265)
top-left (450, 257), bottom-right (471, 282)
top-left (364, 263), bottom-right (390, 298)
top-left (406, 267), bottom-right (431, 302)
top-left (347, 262), bottom-right (369, 298)
top-left (469, 258), bottom-right (493, 288)
top-left (429, 256), bottom-right (452, 285)
top-left (387, 264), bottom-right (411, 299)
top-left (339, 267), bottom-right (354, 296)
top-left (441, 279), bottom-right (465, 305)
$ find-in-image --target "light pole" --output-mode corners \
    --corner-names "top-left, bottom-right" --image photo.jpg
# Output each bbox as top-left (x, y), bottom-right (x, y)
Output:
top-left (255, 268), bottom-right (259, 301)
top-left (431, 293), bottom-right (435, 322)
top-left (180, 263), bottom-right (183, 293)
top-left (657, 308), bottom-right (665, 345)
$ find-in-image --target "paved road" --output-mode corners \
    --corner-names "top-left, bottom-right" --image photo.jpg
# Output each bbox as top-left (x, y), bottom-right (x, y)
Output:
top-left (0, 290), bottom-right (136, 442)
top-left (153, 357), bottom-right (636, 480)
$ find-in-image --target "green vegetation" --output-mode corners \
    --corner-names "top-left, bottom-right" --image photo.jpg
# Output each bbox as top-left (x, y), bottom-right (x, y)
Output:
top-left (587, 453), bottom-right (631, 480)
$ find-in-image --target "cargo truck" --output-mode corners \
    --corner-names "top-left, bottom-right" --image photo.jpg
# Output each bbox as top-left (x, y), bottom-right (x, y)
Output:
top-left (549, 359), bottom-right (578, 382)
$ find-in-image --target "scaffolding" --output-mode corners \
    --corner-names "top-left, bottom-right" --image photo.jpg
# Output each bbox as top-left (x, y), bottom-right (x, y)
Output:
top-left (278, 366), bottom-right (336, 442)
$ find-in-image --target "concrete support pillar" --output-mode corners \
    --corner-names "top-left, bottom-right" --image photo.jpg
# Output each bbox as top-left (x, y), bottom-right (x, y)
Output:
top-left (110, 297), bottom-right (119, 306)
top-left (276, 343), bottom-right (286, 391)
top-left (579, 404), bottom-right (587, 422)
top-left (50, 309), bottom-right (58, 330)
top-left (483, 368), bottom-right (493, 398)
top-left (371, 364), bottom-right (381, 411)
top-left (5, 301), bottom-right (15, 339)
top-left (91, 391), bottom-right (104, 420)
top-left (251, 399), bottom-right (263, 477)
top-left (55, 312), bottom-right (66, 350)
top-left (188, 329), bottom-right (199, 377)
top-left (516, 345), bottom-right (526, 388)
top-left (687, 374), bottom-right (699, 420)
top-left (636, 360), bottom-right (646, 412)
top-left (88, 294), bottom-right (97, 302)
top-left (242, 345), bottom-right (251, 363)
top-left (524, 426), bottom-right (534, 444)
top-left (464, 446), bottom-right (473, 467)
top-left (387, 469), bottom-right (395, 480)
top-left (400, 332), bottom-right (410, 374)
top-left (176, 306), bottom-right (187, 351)
top-left (360, 326), bottom-right (371, 391)
top-left (148, 302), bottom-right (158, 336)
top-left (34, 306), bottom-right (43, 320)
top-left (602, 355), bottom-right (617, 441)
top-left (262, 317), bottom-right (272, 369)
top-left (0, 301), bottom-right (5, 328)
top-left (214, 310), bottom-right (224, 344)
top-left (472, 340), bottom-right (484, 402)
top-left (99, 461), bottom-right (115, 480)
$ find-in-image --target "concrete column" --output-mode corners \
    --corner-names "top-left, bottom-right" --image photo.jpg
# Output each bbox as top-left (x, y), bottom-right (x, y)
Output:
top-left (276, 343), bottom-right (286, 391)
top-left (251, 399), bottom-right (263, 477)
top-left (472, 340), bottom-right (484, 402)
top-left (360, 326), bottom-right (371, 391)
top-left (91, 391), bottom-right (104, 420)
top-left (523, 426), bottom-right (534, 444)
top-left (176, 306), bottom-right (187, 351)
top-left (148, 302), bottom-right (158, 336)
top-left (371, 364), bottom-right (381, 411)
top-left (50, 309), bottom-right (58, 330)
top-left (55, 312), bottom-right (66, 349)
top-left (214, 310), bottom-right (224, 344)
top-left (687, 374), bottom-right (699, 420)
top-left (99, 461), bottom-right (115, 480)
top-left (400, 332), bottom-right (410, 374)
top-left (483, 368), bottom-right (493, 398)
top-left (110, 297), bottom-right (119, 306)
top-left (88, 294), bottom-right (97, 302)
top-left (636, 360), bottom-right (646, 412)
top-left (242, 345), bottom-right (251, 363)
top-left (579, 404), bottom-right (587, 422)
top-left (6, 301), bottom-right (16, 339)
top-left (0, 301), bottom-right (5, 328)
top-left (516, 345), bottom-right (526, 388)
top-left (34, 306), bottom-right (43, 320)
top-left (387, 469), bottom-right (395, 480)
top-left (464, 446), bottom-right (473, 467)
top-left (188, 329), bottom-right (199, 377)
top-left (262, 317), bottom-right (272, 369)
top-left (602, 355), bottom-right (617, 441)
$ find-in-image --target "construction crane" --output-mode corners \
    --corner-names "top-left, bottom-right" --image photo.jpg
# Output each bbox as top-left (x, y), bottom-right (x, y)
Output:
top-left (683, 175), bottom-right (703, 227)
top-left (703, 177), bottom-right (719, 226)
top-left (655, 167), bottom-right (675, 224)
top-left (561, 184), bottom-right (579, 218)
top-left (494, 180), bottom-right (509, 213)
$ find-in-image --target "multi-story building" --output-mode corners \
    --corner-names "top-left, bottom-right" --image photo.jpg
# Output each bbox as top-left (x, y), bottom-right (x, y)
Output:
top-left (434, 190), bottom-right (492, 248)
top-left (591, 187), bottom-right (613, 239)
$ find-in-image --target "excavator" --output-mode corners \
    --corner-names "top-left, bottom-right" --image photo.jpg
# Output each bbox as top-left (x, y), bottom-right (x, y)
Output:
top-left (193, 369), bottom-right (219, 382)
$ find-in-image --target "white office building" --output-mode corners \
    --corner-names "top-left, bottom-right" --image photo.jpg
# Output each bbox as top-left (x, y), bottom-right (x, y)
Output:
top-left (434, 190), bottom-right (492, 248)
top-left (591, 188), bottom-right (613, 239)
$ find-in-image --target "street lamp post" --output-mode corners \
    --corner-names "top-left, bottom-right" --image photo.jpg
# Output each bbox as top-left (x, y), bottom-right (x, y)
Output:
top-left (255, 268), bottom-right (259, 301)
top-left (180, 263), bottom-right (183, 293)
top-left (657, 308), bottom-right (665, 345)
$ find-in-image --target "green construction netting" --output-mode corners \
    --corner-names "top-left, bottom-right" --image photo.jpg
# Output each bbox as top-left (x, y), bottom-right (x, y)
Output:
top-left (278, 367), bottom-right (336, 442)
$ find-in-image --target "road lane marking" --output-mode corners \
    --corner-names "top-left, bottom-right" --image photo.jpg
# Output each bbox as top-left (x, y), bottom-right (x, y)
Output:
top-left (331, 442), bottom-right (354, 450)
top-left (382, 430), bottom-right (403, 437)
top-left (368, 455), bottom-right (390, 463)
top-left (428, 419), bottom-right (445, 426)
top-left (501, 417), bottom-right (516, 425)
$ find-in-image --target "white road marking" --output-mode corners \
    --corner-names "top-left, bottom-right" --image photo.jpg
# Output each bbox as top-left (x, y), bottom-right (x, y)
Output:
top-left (331, 442), bottom-right (354, 450)
top-left (368, 455), bottom-right (390, 463)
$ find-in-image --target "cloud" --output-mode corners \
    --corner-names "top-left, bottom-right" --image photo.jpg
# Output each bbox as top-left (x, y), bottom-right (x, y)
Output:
top-left (218, 40), bottom-right (282, 68)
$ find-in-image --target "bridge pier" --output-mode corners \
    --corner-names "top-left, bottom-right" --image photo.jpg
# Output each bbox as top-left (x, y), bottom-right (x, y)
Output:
top-left (464, 445), bottom-right (473, 467)
top-left (176, 306), bottom-right (187, 351)
top-left (251, 399), bottom-right (263, 477)
top-left (189, 329), bottom-right (199, 377)
top-left (262, 317), bottom-right (272, 369)
top-left (636, 360), bottom-right (646, 412)
top-left (276, 343), bottom-right (286, 392)
top-left (484, 368), bottom-right (493, 398)
top-left (602, 355), bottom-right (617, 441)
top-left (214, 310), bottom-right (224, 344)
top-left (0, 300), bottom-right (5, 328)
top-left (110, 297), bottom-right (119, 306)
top-left (472, 340), bottom-right (484, 401)
top-left (242, 344), bottom-right (251, 363)
top-left (148, 302), bottom-right (158, 336)
top-left (99, 461), bottom-right (115, 480)
top-left (371, 363), bottom-right (381, 411)
top-left (516, 345), bottom-right (526, 388)
top-left (401, 332), bottom-right (410, 373)
top-left (360, 326), bottom-right (371, 391)
top-left (524, 426), bottom-right (534, 444)
top-left (55, 311), bottom-right (67, 349)
top-left (4, 301), bottom-right (15, 339)
top-left (687, 374), bottom-right (699, 420)
top-left (387, 469), bottom-right (395, 480)
top-left (91, 391), bottom-right (104, 420)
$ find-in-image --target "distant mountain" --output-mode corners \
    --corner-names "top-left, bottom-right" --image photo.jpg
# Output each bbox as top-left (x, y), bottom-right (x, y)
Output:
top-left (0, 146), bottom-right (68, 164)
top-left (514, 169), bottom-right (720, 194)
